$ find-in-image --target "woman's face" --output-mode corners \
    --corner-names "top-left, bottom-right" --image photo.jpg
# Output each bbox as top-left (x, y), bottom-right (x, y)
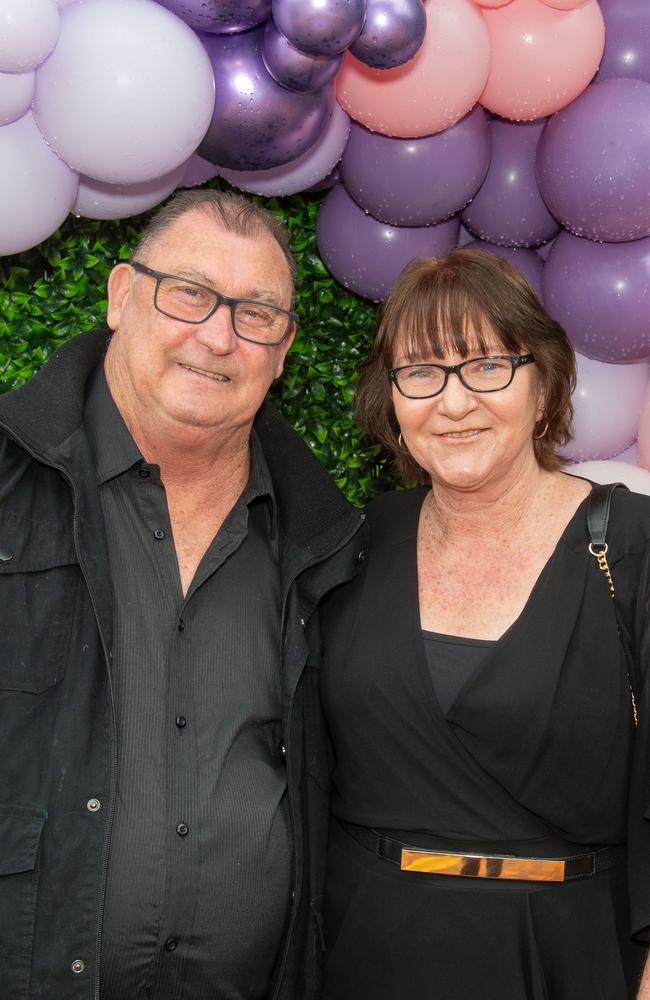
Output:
top-left (391, 332), bottom-right (545, 496)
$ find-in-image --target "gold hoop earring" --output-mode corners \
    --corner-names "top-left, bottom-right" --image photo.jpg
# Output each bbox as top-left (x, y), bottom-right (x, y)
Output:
top-left (398, 432), bottom-right (404, 448)
top-left (533, 421), bottom-right (549, 441)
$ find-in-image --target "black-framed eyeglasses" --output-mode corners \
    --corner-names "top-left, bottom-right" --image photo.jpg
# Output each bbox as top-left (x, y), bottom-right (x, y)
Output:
top-left (389, 354), bottom-right (535, 399)
top-left (130, 261), bottom-right (297, 346)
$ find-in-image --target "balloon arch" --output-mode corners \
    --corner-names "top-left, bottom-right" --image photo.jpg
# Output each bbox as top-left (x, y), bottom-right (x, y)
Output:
top-left (1, 0), bottom-right (650, 490)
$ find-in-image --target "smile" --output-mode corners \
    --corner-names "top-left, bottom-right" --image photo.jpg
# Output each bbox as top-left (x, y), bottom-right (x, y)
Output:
top-left (441, 429), bottom-right (484, 439)
top-left (178, 363), bottom-right (230, 382)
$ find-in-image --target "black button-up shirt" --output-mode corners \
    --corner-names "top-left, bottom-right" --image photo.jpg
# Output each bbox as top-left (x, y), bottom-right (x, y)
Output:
top-left (84, 367), bottom-right (291, 1000)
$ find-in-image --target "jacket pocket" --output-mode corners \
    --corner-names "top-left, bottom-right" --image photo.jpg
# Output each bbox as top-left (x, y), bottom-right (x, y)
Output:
top-left (0, 804), bottom-right (46, 999)
top-left (0, 523), bottom-right (78, 693)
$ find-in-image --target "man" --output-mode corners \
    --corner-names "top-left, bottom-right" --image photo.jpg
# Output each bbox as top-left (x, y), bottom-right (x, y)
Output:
top-left (0, 190), bottom-right (365, 999)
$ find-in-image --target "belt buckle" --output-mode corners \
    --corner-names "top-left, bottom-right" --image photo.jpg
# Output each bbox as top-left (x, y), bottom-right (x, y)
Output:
top-left (400, 849), bottom-right (566, 882)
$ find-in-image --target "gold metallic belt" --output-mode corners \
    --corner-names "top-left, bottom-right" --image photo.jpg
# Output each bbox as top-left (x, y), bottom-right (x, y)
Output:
top-left (341, 823), bottom-right (626, 883)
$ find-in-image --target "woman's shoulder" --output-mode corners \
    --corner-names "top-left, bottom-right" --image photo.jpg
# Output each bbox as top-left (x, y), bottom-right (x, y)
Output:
top-left (603, 482), bottom-right (650, 555)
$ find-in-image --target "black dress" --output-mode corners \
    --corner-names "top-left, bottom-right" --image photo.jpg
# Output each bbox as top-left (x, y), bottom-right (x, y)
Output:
top-left (320, 485), bottom-right (650, 999)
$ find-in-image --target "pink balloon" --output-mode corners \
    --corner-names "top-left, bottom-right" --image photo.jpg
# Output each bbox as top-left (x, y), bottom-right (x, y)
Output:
top-left (472, 0), bottom-right (512, 5)
top-left (336, 0), bottom-right (490, 138)
top-left (72, 165), bottom-right (185, 220)
top-left (568, 461), bottom-right (650, 495)
top-left (0, 111), bottom-right (78, 256)
top-left (539, 0), bottom-right (589, 8)
top-left (559, 354), bottom-right (649, 463)
top-left (479, 0), bottom-right (605, 120)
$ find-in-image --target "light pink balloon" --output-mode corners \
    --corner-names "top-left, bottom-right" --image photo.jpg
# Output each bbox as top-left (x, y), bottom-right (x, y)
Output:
top-left (0, 112), bottom-right (78, 256)
top-left (73, 165), bottom-right (185, 220)
top-left (0, 71), bottom-right (35, 126)
top-left (0, 0), bottom-right (59, 73)
top-left (636, 382), bottom-right (650, 472)
top-left (539, 0), bottom-right (589, 8)
top-left (473, 0), bottom-right (512, 6)
top-left (337, 0), bottom-right (490, 137)
top-left (559, 353), bottom-right (649, 463)
top-left (480, 0), bottom-right (605, 120)
top-left (568, 461), bottom-right (650, 495)
top-left (34, 0), bottom-right (215, 184)
top-left (217, 103), bottom-right (350, 197)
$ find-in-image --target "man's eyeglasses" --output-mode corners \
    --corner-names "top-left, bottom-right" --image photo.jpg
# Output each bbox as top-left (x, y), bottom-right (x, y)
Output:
top-left (130, 261), bottom-right (296, 346)
top-left (389, 355), bottom-right (535, 399)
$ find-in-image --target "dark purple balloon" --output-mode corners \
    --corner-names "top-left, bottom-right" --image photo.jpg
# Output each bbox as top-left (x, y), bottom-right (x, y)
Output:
top-left (536, 236), bottom-right (557, 261)
top-left (156, 0), bottom-right (271, 33)
top-left (271, 0), bottom-right (365, 57)
top-left (199, 27), bottom-right (334, 170)
top-left (537, 78), bottom-right (650, 243)
top-left (306, 165), bottom-right (340, 192)
top-left (316, 183), bottom-right (459, 302)
top-left (464, 240), bottom-right (544, 300)
top-left (340, 106), bottom-right (490, 227)
top-left (543, 230), bottom-right (650, 363)
top-left (461, 118), bottom-right (559, 249)
top-left (349, 0), bottom-right (426, 70)
top-left (262, 21), bottom-right (343, 93)
top-left (595, 0), bottom-right (650, 84)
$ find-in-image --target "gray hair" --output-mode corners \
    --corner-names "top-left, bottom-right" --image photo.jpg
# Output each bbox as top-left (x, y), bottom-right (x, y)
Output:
top-left (131, 187), bottom-right (296, 290)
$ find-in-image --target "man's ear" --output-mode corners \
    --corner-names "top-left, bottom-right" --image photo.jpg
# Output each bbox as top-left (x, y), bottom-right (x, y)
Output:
top-left (106, 263), bottom-right (135, 331)
top-left (273, 321), bottom-right (296, 380)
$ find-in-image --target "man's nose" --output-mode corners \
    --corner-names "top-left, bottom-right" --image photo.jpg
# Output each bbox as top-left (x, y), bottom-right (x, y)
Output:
top-left (196, 301), bottom-right (238, 353)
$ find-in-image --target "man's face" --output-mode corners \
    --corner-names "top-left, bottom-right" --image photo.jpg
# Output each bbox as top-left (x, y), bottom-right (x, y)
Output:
top-left (106, 210), bottom-right (295, 439)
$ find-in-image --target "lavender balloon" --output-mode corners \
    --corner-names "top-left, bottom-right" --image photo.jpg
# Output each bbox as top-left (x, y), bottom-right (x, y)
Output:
top-left (156, 0), bottom-right (271, 33)
top-left (543, 230), bottom-right (650, 363)
top-left (537, 78), bottom-right (650, 243)
top-left (464, 240), bottom-right (544, 300)
top-left (461, 118), bottom-right (559, 248)
top-left (316, 183), bottom-right (459, 302)
top-left (340, 106), bottom-right (490, 227)
top-left (595, 0), bottom-right (650, 84)
top-left (350, 0), bottom-right (426, 70)
top-left (262, 20), bottom-right (343, 93)
top-left (199, 27), bottom-right (334, 170)
top-left (271, 0), bottom-right (365, 57)
top-left (73, 165), bottom-right (185, 220)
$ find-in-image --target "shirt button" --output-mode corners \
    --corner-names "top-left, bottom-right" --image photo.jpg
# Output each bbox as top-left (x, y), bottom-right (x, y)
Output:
top-left (138, 468), bottom-right (150, 479)
top-left (86, 798), bottom-right (101, 812)
top-left (176, 822), bottom-right (189, 837)
top-left (153, 528), bottom-right (165, 540)
top-left (177, 618), bottom-right (185, 632)
top-left (0, 548), bottom-right (13, 562)
top-left (175, 715), bottom-right (187, 729)
top-left (164, 937), bottom-right (178, 952)
top-left (71, 959), bottom-right (85, 974)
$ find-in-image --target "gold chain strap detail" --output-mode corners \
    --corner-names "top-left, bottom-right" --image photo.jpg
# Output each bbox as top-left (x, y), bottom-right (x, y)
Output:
top-left (588, 541), bottom-right (638, 727)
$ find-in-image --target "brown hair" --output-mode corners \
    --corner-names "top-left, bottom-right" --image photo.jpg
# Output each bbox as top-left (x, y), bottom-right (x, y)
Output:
top-left (132, 188), bottom-right (296, 294)
top-left (355, 248), bottom-right (576, 481)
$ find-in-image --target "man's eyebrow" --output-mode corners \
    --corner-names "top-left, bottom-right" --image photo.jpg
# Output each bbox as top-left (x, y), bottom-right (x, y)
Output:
top-left (173, 269), bottom-right (283, 305)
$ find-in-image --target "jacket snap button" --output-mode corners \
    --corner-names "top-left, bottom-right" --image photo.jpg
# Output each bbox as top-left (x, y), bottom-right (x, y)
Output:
top-left (357, 550), bottom-right (365, 563)
top-left (86, 798), bottom-right (101, 813)
top-left (0, 548), bottom-right (13, 563)
top-left (71, 959), bottom-right (85, 974)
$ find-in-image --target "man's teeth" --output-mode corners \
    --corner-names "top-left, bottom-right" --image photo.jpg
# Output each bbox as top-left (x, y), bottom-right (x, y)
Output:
top-left (182, 364), bottom-right (229, 381)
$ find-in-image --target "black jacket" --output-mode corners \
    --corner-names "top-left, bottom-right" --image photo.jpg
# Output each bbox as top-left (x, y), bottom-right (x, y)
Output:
top-left (0, 329), bottom-right (365, 1000)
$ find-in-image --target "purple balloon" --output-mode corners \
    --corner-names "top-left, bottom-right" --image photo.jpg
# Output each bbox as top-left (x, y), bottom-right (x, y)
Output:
top-left (262, 21), bottom-right (343, 92)
top-left (464, 240), bottom-right (544, 300)
top-left (349, 0), bottom-right (426, 70)
top-left (340, 106), bottom-right (490, 227)
top-left (155, 0), bottom-right (271, 33)
top-left (199, 27), bottom-right (334, 170)
top-left (461, 118), bottom-right (559, 249)
top-left (271, 0), bottom-right (365, 57)
top-left (595, 0), bottom-right (650, 84)
top-left (537, 79), bottom-right (650, 243)
top-left (316, 183), bottom-right (459, 302)
top-left (536, 236), bottom-right (557, 262)
top-left (543, 230), bottom-right (650, 363)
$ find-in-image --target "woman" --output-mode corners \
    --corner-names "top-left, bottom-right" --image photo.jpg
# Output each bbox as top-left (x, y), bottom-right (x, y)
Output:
top-left (320, 249), bottom-right (650, 999)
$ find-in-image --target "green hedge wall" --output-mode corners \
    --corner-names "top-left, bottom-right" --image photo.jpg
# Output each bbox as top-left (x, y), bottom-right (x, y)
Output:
top-left (0, 186), bottom-right (402, 506)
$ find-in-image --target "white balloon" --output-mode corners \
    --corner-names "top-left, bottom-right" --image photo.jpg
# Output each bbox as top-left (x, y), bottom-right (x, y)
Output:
top-left (33, 0), bottom-right (215, 184)
top-left (73, 165), bottom-right (186, 220)
top-left (0, 71), bottom-right (35, 126)
top-left (0, 112), bottom-right (78, 256)
top-left (559, 353), bottom-right (649, 462)
top-left (0, 0), bottom-right (59, 73)
top-left (568, 461), bottom-right (650, 496)
top-left (217, 103), bottom-right (351, 198)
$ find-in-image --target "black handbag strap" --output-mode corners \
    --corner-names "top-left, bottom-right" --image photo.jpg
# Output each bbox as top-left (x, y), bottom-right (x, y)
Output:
top-left (585, 481), bottom-right (637, 726)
